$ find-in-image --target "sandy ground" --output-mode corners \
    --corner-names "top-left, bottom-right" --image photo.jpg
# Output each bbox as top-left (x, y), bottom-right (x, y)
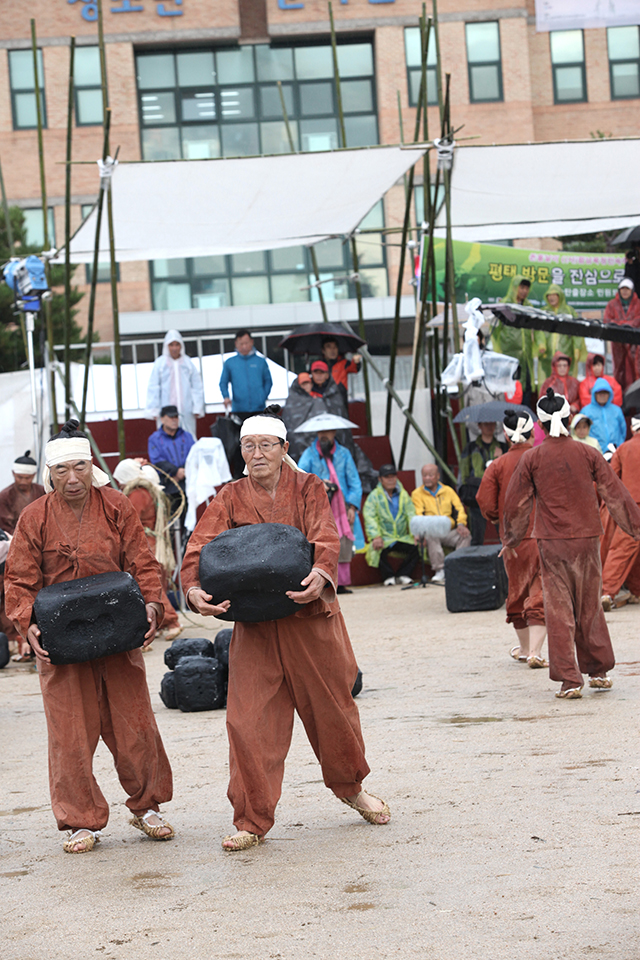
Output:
top-left (1, 583), bottom-right (639, 960)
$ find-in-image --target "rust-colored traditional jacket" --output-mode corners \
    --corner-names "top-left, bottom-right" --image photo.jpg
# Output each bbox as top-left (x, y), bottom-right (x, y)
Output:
top-left (181, 463), bottom-right (340, 619)
top-left (476, 441), bottom-right (535, 540)
top-left (0, 482), bottom-right (46, 535)
top-left (4, 486), bottom-right (164, 638)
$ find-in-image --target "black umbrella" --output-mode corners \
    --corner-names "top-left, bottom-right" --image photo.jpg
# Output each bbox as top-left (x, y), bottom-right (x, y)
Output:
top-left (623, 378), bottom-right (640, 412)
top-left (453, 401), bottom-right (537, 425)
top-left (487, 302), bottom-right (640, 345)
top-left (277, 322), bottom-right (365, 356)
top-left (611, 226), bottom-right (640, 246)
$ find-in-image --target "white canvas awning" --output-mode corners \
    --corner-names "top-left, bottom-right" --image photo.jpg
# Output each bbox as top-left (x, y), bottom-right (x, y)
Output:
top-left (434, 139), bottom-right (640, 242)
top-left (57, 146), bottom-right (425, 264)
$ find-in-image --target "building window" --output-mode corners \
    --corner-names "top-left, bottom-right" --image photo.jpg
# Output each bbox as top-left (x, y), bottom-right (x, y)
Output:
top-left (135, 42), bottom-right (378, 161)
top-left (80, 204), bottom-right (115, 283)
top-left (465, 22), bottom-right (503, 103)
top-left (550, 30), bottom-right (587, 103)
top-left (22, 207), bottom-right (55, 248)
top-left (75, 46), bottom-right (104, 125)
top-left (8, 49), bottom-right (46, 130)
top-left (608, 26), bottom-right (640, 100)
top-left (404, 27), bottom-right (438, 107)
top-left (149, 203), bottom-right (387, 310)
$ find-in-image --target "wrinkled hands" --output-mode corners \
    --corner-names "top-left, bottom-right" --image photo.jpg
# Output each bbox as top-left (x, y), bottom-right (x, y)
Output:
top-left (143, 603), bottom-right (160, 647)
top-left (287, 570), bottom-right (327, 605)
top-left (188, 588), bottom-right (231, 618)
top-left (26, 623), bottom-right (49, 664)
top-left (498, 544), bottom-right (518, 560)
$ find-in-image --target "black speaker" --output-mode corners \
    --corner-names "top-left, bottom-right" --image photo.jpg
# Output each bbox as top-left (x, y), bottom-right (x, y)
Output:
top-left (444, 545), bottom-right (508, 613)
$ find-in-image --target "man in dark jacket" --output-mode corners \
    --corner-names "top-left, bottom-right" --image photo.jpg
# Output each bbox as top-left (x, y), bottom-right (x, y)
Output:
top-left (148, 405), bottom-right (195, 513)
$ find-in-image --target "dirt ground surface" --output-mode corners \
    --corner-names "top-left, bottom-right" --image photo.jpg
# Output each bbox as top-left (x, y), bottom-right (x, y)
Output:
top-left (1, 583), bottom-right (639, 960)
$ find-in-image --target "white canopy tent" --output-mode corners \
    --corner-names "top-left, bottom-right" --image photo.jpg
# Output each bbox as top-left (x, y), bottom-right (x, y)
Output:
top-left (434, 138), bottom-right (640, 242)
top-left (56, 146), bottom-right (426, 263)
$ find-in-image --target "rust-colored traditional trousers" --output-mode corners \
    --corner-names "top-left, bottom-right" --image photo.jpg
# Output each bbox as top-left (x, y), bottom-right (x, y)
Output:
top-left (601, 434), bottom-right (640, 598)
top-left (503, 540), bottom-right (545, 629)
top-left (38, 649), bottom-right (172, 831)
top-left (227, 612), bottom-right (368, 837)
top-left (182, 462), bottom-right (372, 837)
top-left (538, 538), bottom-right (614, 687)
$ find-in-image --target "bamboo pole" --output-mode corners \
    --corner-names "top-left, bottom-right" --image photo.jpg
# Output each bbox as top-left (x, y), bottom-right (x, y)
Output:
top-left (328, 1), bottom-right (372, 434)
top-left (277, 81), bottom-right (295, 152)
top-left (30, 19), bottom-right (57, 432)
top-left (63, 36), bottom-right (75, 421)
top-left (80, 112), bottom-right (110, 428)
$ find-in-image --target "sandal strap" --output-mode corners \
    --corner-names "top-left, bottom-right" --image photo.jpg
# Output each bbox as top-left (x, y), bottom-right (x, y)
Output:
top-left (68, 828), bottom-right (101, 840)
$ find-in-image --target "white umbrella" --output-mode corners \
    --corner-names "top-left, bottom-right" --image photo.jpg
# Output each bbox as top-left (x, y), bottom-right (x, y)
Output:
top-left (294, 414), bottom-right (359, 433)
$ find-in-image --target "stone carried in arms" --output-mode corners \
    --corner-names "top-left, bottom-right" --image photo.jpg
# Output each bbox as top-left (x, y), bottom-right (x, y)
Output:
top-left (198, 523), bottom-right (314, 623)
top-left (33, 571), bottom-right (149, 665)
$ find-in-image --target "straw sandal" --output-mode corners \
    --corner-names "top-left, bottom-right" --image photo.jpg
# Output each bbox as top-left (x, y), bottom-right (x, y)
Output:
top-left (341, 791), bottom-right (391, 825)
top-left (527, 654), bottom-right (548, 669)
top-left (130, 809), bottom-right (175, 840)
top-left (63, 828), bottom-right (101, 854)
top-left (163, 625), bottom-right (183, 642)
top-left (589, 675), bottom-right (613, 690)
top-left (222, 832), bottom-right (264, 851)
top-left (510, 646), bottom-right (527, 662)
top-left (555, 686), bottom-right (583, 699)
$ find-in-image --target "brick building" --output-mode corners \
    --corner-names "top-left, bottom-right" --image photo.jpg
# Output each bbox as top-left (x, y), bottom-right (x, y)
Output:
top-left (0, 0), bottom-right (638, 354)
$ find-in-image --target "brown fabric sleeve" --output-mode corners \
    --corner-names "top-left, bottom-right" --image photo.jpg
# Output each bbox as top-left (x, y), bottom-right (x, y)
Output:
top-left (4, 509), bottom-right (45, 638)
top-left (609, 448), bottom-right (623, 479)
top-left (591, 451), bottom-right (640, 540)
top-left (476, 460), bottom-right (501, 525)
top-left (0, 487), bottom-right (15, 534)
top-left (180, 491), bottom-right (234, 597)
top-left (502, 456), bottom-right (536, 548)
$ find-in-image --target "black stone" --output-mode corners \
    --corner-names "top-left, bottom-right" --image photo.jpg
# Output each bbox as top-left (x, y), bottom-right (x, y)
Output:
top-left (444, 545), bottom-right (508, 613)
top-left (173, 655), bottom-right (226, 712)
top-left (160, 671), bottom-right (177, 709)
top-left (164, 636), bottom-right (216, 671)
top-left (199, 523), bottom-right (314, 622)
top-left (0, 633), bottom-right (9, 669)
top-left (33, 571), bottom-right (149, 665)
top-left (351, 668), bottom-right (363, 698)
top-left (213, 628), bottom-right (232, 674)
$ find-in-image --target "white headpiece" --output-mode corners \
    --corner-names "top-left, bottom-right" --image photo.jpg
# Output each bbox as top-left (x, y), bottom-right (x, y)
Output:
top-left (503, 413), bottom-right (534, 444)
top-left (631, 417), bottom-right (640, 433)
top-left (114, 458), bottom-right (162, 488)
top-left (43, 436), bottom-right (110, 493)
top-left (12, 460), bottom-right (37, 476)
top-left (536, 393), bottom-right (570, 438)
top-left (239, 415), bottom-right (303, 473)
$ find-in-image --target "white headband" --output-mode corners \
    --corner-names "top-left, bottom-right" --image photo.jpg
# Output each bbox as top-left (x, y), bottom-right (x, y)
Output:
top-left (114, 458), bottom-right (161, 488)
top-left (537, 394), bottom-right (570, 437)
top-left (240, 416), bottom-right (287, 441)
top-left (43, 436), bottom-right (110, 493)
top-left (503, 414), bottom-right (534, 443)
top-left (632, 417), bottom-right (640, 433)
top-left (12, 461), bottom-right (37, 476)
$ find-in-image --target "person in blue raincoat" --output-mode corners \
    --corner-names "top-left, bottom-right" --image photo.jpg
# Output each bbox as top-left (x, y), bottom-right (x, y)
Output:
top-left (298, 427), bottom-right (363, 595)
top-left (145, 329), bottom-right (205, 438)
top-left (579, 377), bottom-right (627, 455)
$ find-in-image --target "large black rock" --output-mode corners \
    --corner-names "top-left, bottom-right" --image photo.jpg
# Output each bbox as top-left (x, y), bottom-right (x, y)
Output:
top-left (164, 636), bottom-right (216, 671)
top-left (0, 632), bottom-right (9, 669)
top-left (213, 628), bottom-right (232, 674)
top-left (159, 671), bottom-right (177, 709)
top-left (444, 545), bottom-right (508, 613)
top-left (33, 571), bottom-right (149, 665)
top-left (199, 523), bottom-right (314, 623)
top-left (173, 655), bottom-right (226, 712)
top-left (351, 668), bottom-right (363, 698)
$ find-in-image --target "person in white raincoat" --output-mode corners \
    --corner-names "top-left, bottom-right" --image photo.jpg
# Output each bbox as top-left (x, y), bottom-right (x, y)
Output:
top-left (145, 330), bottom-right (205, 438)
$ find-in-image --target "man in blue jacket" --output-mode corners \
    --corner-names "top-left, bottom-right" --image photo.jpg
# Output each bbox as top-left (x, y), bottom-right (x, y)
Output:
top-left (579, 377), bottom-right (627, 455)
top-left (220, 330), bottom-right (273, 417)
top-left (148, 404), bottom-right (195, 516)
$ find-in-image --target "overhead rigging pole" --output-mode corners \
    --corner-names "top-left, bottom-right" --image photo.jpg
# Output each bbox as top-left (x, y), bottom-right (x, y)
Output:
top-left (63, 36), bottom-right (76, 423)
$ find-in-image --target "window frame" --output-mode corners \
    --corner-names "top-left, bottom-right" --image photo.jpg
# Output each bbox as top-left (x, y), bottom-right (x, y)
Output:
top-left (8, 49), bottom-right (47, 131)
top-left (74, 46), bottom-right (104, 127)
top-left (404, 27), bottom-right (438, 108)
top-left (550, 29), bottom-right (588, 105)
top-left (465, 21), bottom-right (504, 104)
top-left (607, 25), bottom-right (640, 101)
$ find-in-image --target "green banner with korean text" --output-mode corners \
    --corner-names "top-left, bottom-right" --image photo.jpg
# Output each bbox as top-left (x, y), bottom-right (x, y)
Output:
top-left (431, 239), bottom-right (626, 310)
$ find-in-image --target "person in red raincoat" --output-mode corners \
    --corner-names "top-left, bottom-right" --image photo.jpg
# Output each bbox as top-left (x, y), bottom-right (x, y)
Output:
top-left (603, 278), bottom-right (640, 391)
top-left (578, 353), bottom-right (623, 408)
top-left (539, 352), bottom-right (581, 414)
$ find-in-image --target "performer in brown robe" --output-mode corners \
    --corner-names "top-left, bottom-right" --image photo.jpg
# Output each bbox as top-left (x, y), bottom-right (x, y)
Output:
top-left (4, 421), bottom-right (174, 854)
top-left (113, 458), bottom-right (182, 640)
top-left (0, 451), bottom-right (45, 655)
top-left (503, 390), bottom-right (640, 699)
top-left (476, 409), bottom-right (547, 668)
top-left (181, 410), bottom-right (390, 851)
top-left (601, 417), bottom-right (640, 607)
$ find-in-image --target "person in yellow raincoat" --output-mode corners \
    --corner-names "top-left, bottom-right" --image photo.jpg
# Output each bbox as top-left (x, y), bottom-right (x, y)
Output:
top-left (491, 274), bottom-right (546, 393)
top-left (538, 284), bottom-right (586, 379)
